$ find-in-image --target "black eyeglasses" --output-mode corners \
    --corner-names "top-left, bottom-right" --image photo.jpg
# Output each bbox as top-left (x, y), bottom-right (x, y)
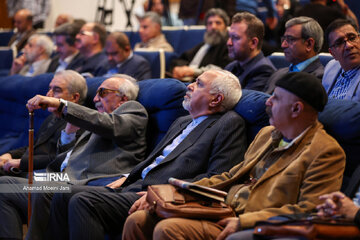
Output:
top-left (281, 35), bottom-right (303, 44)
top-left (330, 33), bottom-right (360, 49)
top-left (96, 88), bottom-right (121, 98)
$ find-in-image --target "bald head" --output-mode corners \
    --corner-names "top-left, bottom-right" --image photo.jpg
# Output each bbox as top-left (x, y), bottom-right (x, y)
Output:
top-left (14, 9), bottom-right (33, 33)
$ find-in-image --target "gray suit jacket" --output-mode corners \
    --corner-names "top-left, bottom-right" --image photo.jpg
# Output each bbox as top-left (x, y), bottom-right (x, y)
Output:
top-left (322, 59), bottom-right (360, 101)
top-left (121, 111), bottom-right (247, 192)
top-left (46, 101), bottom-right (148, 184)
top-left (265, 58), bottom-right (324, 94)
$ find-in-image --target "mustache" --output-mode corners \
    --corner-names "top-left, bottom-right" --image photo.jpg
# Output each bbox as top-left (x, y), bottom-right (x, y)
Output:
top-left (265, 106), bottom-right (272, 118)
top-left (95, 102), bottom-right (103, 109)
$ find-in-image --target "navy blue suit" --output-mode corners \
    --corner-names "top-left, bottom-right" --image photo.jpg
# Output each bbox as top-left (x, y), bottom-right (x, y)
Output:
top-left (225, 52), bottom-right (276, 91)
top-left (96, 53), bottom-right (152, 81)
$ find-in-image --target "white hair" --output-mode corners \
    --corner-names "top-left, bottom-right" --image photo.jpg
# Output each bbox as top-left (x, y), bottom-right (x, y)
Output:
top-left (29, 34), bottom-right (54, 57)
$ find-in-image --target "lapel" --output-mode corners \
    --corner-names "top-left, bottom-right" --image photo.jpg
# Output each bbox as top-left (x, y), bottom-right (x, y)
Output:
top-left (156, 114), bottom-right (221, 166)
top-left (34, 116), bottom-right (65, 147)
top-left (345, 69), bottom-right (360, 99)
top-left (325, 62), bottom-right (342, 94)
top-left (71, 130), bottom-right (92, 152)
top-left (303, 58), bottom-right (322, 73)
top-left (252, 122), bottom-right (320, 189)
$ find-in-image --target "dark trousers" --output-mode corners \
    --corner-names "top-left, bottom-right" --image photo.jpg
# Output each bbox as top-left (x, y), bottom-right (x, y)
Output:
top-left (46, 186), bottom-right (140, 240)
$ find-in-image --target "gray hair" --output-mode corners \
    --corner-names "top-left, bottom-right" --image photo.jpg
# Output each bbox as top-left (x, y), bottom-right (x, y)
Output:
top-left (29, 34), bottom-right (54, 57)
top-left (111, 74), bottom-right (139, 100)
top-left (209, 69), bottom-right (242, 112)
top-left (205, 8), bottom-right (230, 26)
top-left (54, 70), bottom-right (88, 104)
top-left (142, 11), bottom-right (162, 27)
top-left (285, 17), bottom-right (324, 53)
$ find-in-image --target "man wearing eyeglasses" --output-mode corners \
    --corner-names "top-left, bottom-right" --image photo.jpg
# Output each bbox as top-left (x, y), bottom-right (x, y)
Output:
top-left (71, 22), bottom-right (108, 77)
top-left (0, 75), bottom-right (148, 240)
top-left (265, 17), bottom-right (325, 94)
top-left (323, 19), bottom-right (360, 101)
top-left (96, 32), bottom-right (152, 80)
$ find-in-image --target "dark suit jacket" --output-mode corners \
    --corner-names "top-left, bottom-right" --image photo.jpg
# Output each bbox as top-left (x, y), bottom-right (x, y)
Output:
top-left (8, 29), bottom-right (36, 53)
top-left (121, 111), bottom-right (247, 192)
top-left (265, 58), bottom-right (324, 94)
top-left (225, 52), bottom-right (276, 91)
top-left (8, 114), bottom-right (66, 171)
top-left (46, 53), bottom-right (84, 73)
top-left (72, 51), bottom-right (108, 76)
top-left (96, 54), bottom-right (152, 81)
top-left (46, 101), bottom-right (148, 185)
top-left (170, 40), bottom-right (232, 71)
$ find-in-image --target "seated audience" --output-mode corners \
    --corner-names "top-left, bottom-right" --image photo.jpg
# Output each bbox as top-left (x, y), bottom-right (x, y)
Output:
top-left (134, 12), bottom-right (174, 52)
top-left (0, 70), bottom-right (86, 176)
top-left (37, 69), bottom-right (247, 239)
top-left (147, 0), bottom-right (183, 26)
top-left (0, 74), bottom-right (148, 239)
top-left (54, 13), bottom-right (74, 28)
top-left (323, 19), bottom-right (360, 101)
top-left (225, 12), bottom-right (276, 91)
top-left (97, 32), bottom-right (152, 80)
top-left (9, 34), bottom-right (53, 76)
top-left (123, 72), bottom-right (345, 240)
top-left (72, 22), bottom-right (108, 76)
top-left (7, 9), bottom-right (35, 53)
top-left (47, 23), bottom-right (84, 73)
top-left (171, 8), bottom-right (232, 81)
top-left (265, 17), bottom-right (325, 94)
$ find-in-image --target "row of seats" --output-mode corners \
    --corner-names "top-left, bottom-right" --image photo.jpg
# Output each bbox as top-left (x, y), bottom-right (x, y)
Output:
top-left (0, 73), bottom-right (359, 191)
top-left (0, 26), bottom-right (206, 55)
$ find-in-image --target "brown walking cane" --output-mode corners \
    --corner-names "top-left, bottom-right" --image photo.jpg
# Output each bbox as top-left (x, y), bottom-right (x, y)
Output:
top-left (28, 110), bottom-right (34, 225)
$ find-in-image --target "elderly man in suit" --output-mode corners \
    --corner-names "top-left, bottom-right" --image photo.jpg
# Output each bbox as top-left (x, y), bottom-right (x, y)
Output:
top-left (123, 72), bottom-right (345, 240)
top-left (7, 9), bottom-right (35, 53)
top-left (0, 70), bottom-right (87, 175)
top-left (97, 31), bottom-right (152, 80)
top-left (225, 12), bottom-right (276, 91)
top-left (265, 17), bottom-right (325, 94)
top-left (40, 69), bottom-right (247, 240)
top-left (0, 75), bottom-right (148, 240)
top-left (322, 19), bottom-right (360, 101)
top-left (9, 34), bottom-right (54, 76)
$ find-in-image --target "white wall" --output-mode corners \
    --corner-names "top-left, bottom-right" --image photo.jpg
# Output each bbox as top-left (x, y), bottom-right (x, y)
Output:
top-left (44, 0), bottom-right (145, 31)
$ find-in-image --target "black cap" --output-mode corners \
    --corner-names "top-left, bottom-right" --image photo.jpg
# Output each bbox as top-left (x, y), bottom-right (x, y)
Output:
top-left (275, 72), bottom-right (328, 112)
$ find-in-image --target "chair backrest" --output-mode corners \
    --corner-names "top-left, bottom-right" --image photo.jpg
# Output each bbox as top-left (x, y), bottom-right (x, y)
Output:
top-left (0, 30), bottom-right (14, 46)
top-left (0, 47), bottom-right (14, 70)
top-left (319, 53), bottom-right (334, 66)
top-left (234, 89), bottom-right (270, 145)
top-left (268, 52), bottom-right (290, 69)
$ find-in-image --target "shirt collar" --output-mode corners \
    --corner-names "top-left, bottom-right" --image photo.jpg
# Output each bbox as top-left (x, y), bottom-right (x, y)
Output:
top-left (271, 125), bottom-right (312, 151)
top-left (289, 55), bottom-right (319, 72)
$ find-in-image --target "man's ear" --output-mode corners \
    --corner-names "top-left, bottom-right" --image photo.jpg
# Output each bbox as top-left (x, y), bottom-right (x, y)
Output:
top-left (291, 101), bottom-right (304, 117)
top-left (209, 93), bottom-right (224, 107)
top-left (250, 37), bottom-right (259, 50)
top-left (305, 38), bottom-right (315, 52)
top-left (71, 93), bottom-right (81, 103)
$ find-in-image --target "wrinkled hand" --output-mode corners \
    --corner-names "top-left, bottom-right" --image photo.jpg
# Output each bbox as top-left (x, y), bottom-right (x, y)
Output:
top-left (216, 217), bottom-right (241, 240)
top-left (128, 192), bottom-right (149, 214)
top-left (65, 123), bottom-right (80, 134)
top-left (317, 191), bottom-right (359, 220)
top-left (106, 177), bottom-right (126, 189)
top-left (3, 159), bottom-right (21, 172)
top-left (27, 95), bottom-right (60, 113)
top-left (0, 153), bottom-right (12, 167)
top-left (172, 66), bottom-right (195, 80)
top-left (10, 55), bottom-right (26, 75)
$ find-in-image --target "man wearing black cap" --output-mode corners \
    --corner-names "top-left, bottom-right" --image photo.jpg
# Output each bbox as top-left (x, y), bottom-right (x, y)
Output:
top-left (123, 72), bottom-right (346, 240)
